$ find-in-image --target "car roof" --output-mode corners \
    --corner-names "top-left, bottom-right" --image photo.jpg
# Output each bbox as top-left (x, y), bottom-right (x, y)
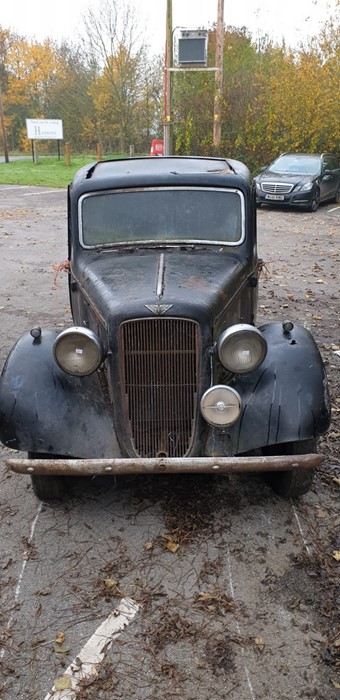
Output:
top-left (278, 152), bottom-right (335, 159)
top-left (70, 156), bottom-right (252, 195)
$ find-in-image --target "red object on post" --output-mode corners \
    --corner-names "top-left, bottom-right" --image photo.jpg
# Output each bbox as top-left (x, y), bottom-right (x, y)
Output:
top-left (150, 139), bottom-right (164, 156)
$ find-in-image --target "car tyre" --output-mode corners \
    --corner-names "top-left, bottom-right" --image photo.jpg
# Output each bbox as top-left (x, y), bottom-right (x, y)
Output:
top-left (307, 190), bottom-right (320, 212)
top-left (263, 439), bottom-right (316, 498)
top-left (333, 184), bottom-right (340, 204)
top-left (28, 452), bottom-right (65, 500)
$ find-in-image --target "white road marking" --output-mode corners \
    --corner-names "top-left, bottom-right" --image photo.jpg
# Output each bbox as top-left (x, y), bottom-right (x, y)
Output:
top-left (0, 185), bottom-right (31, 191)
top-left (23, 190), bottom-right (63, 196)
top-left (43, 597), bottom-right (139, 700)
top-left (226, 546), bottom-right (256, 700)
top-left (0, 502), bottom-right (43, 660)
top-left (328, 205), bottom-right (340, 213)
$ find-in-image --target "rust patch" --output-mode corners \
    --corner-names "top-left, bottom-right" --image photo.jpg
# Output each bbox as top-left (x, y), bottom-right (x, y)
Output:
top-left (180, 276), bottom-right (210, 291)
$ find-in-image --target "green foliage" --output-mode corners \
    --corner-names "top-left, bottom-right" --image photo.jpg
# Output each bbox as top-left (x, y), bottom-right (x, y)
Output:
top-left (0, 4), bottom-right (339, 171)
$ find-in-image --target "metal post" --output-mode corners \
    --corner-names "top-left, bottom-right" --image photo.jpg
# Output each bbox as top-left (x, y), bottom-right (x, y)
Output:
top-left (164, 0), bottom-right (173, 155)
top-left (213, 0), bottom-right (224, 148)
top-left (0, 88), bottom-right (9, 163)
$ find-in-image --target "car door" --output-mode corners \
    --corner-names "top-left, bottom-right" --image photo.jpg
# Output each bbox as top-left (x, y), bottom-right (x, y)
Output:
top-left (321, 155), bottom-right (340, 200)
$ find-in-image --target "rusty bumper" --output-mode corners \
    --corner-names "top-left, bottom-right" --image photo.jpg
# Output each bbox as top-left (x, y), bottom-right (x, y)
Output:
top-left (6, 453), bottom-right (324, 476)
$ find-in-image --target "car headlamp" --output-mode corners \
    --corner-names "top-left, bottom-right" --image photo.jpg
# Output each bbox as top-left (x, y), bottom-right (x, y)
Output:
top-left (53, 327), bottom-right (103, 376)
top-left (201, 385), bottom-right (242, 427)
top-left (217, 324), bottom-right (267, 374)
top-left (299, 181), bottom-right (314, 192)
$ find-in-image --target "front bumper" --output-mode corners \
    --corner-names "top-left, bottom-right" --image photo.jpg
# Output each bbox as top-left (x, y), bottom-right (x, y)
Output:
top-left (7, 453), bottom-right (324, 476)
top-left (256, 190), bottom-right (315, 208)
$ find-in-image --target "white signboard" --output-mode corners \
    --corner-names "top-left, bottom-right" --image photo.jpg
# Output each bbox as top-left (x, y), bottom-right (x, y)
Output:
top-left (26, 119), bottom-right (63, 140)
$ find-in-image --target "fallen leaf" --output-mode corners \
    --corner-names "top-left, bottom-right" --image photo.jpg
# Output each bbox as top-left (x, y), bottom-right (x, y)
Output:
top-left (55, 632), bottom-right (65, 644)
top-left (198, 593), bottom-right (216, 602)
top-left (333, 477), bottom-right (340, 487)
top-left (315, 509), bottom-right (328, 518)
top-left (144, 542), bottom-right (153, 551)
top-left (36, 588), bottom-right (51, 596)
top-left (165, 541), bottom-right (180, 553)
top-left (35, 604), bottom-right (42, 618)
top-left (54, 675), bottom-right (72, 690)
top-left (255, 635), bottom-right (265, 652)
top-left (332, 550), bottom-right (340, 561)
top-left (331, 680), bottom-right (340, 689)
top-left (2, 558), bottom-right (12, 570)
top-left (103, 578), bottom-right (118, 589)
top-left (54, 646), bottom-right (71, 654)
top-left (162, 533), bottom-right (180, 553)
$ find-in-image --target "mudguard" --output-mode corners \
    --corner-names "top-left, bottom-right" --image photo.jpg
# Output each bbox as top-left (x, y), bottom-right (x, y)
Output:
top-left (0, 323), bottom-right (330, 461)
top-left (0, 330), bottom-right (122, 458)
top-left (227, 321), bottom-right (331, 454)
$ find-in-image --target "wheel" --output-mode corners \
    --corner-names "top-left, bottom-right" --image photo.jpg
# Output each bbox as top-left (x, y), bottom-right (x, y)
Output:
top-left (263, 439), bottom-right (317, 498)
top-left (307, 190), bottom-right (320, 212)
top-left (333, 184), bottom-right (340, 204)
top-left (28, 453), bottom-right (65, 500)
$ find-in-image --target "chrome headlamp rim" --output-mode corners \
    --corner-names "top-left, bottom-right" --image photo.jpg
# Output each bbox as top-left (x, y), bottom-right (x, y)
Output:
top-left (200, 384), bottom-right (242, 428)
top-left (217, 323), bottom-right (267, 374)
top-left (53, 326), bottom-right (103, 376)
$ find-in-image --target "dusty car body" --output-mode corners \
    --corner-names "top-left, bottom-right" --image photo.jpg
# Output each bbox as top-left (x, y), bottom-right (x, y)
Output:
top-left (0, 156), bottom-right (331, 499)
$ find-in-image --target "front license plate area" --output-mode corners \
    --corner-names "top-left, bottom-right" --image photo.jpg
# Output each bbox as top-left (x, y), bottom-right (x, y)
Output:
top-left (265, 194), bottom-right (285, 201)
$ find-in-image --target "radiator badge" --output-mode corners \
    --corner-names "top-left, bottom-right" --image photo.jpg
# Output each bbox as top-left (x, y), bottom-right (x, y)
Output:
top-left (145, 304), bottom-right (173, 315)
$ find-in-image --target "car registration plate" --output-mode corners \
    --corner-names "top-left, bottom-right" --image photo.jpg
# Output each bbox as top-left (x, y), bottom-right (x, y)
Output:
top-left (265, 194), bottom-right (285, 201)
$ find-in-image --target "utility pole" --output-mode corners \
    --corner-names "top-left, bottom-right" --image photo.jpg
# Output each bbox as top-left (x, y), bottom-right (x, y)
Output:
top-left (213, 0), bottom-right (224, 148)
top-left (0, 87), bottom-right (9, 163)
top-left (164, 0), bottom-right (173, 155)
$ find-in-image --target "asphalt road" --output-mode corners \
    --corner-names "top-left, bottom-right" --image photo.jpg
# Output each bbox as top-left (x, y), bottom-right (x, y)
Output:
top-left (0, 185), bottom-right (339, 700)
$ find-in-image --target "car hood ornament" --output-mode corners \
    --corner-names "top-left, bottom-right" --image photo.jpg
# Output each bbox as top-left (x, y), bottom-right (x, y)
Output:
top-left (145, 303), bottom-right (173, 315)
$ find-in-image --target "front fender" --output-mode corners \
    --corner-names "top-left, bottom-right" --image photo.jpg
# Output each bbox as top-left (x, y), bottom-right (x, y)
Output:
top-left (0, 330), bottom-right (121, 458)
top-left (227, 322), bottom-right (331, 453)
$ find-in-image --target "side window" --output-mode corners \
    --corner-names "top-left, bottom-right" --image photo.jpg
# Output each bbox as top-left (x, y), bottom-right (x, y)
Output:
top-left (328, 157), bottom-right (338, 171)
top-left (322, 156), bottom-right (332, 171)
top-left (323, 156), bottom-right (338, 171)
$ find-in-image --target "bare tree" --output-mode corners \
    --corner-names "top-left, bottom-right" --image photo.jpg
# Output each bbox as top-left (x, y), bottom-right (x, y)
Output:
top-left (80, 0), bottom-right (149, 152)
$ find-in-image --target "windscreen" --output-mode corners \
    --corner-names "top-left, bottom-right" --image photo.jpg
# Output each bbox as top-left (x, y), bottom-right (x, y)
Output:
top-left (79, 187), bottom-right (244, 247)
top-left (268, 155), bottom-right (321, 175)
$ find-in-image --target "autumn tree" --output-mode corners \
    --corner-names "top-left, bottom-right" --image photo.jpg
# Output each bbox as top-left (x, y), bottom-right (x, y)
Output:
top-left (5, 38), bottom-right (61, 149)
top-left (46, 42), bottom-right (95, 152)
top-left (80, 0), bottom-right (155, 153)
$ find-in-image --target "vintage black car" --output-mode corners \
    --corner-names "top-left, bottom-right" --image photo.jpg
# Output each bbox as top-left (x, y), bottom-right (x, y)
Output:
top-left (0, 156), bottom-right (331, 500)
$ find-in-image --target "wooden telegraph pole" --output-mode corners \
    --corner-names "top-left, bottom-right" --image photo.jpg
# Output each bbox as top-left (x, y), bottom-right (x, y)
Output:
top-left (164, 0), bottom-right (173, 155)
top-left (0, 87), bottom-right (9, 163)
top-left (213, 0), bottom-right (224, 148)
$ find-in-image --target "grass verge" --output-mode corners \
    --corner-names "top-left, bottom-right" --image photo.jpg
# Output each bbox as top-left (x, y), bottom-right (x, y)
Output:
top-left (0, 154), bottom-right (135, 188)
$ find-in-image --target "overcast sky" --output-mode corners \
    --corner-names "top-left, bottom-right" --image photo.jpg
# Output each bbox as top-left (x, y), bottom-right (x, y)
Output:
top-left (1, 0), bottom-right (337, 53)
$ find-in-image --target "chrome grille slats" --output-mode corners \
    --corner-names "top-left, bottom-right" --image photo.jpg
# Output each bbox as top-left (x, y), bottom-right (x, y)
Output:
top-left (119, 318), bottom-right (200, 458)
top-left (261, 182), bottom-right (294, 194)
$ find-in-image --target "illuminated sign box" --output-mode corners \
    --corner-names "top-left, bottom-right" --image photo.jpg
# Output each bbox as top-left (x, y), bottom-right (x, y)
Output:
top-left (177, 31), bottom-right (208, 65)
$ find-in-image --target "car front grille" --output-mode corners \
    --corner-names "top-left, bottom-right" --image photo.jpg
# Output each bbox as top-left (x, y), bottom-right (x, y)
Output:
top-left (261, 182), bottom-right (294, 194)
top-left (119, 318), bottom-right (200, 458)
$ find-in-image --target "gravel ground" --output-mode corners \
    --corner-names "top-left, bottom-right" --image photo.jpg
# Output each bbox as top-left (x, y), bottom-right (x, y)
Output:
top-left (0, 187), bottom-right (339, 700)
